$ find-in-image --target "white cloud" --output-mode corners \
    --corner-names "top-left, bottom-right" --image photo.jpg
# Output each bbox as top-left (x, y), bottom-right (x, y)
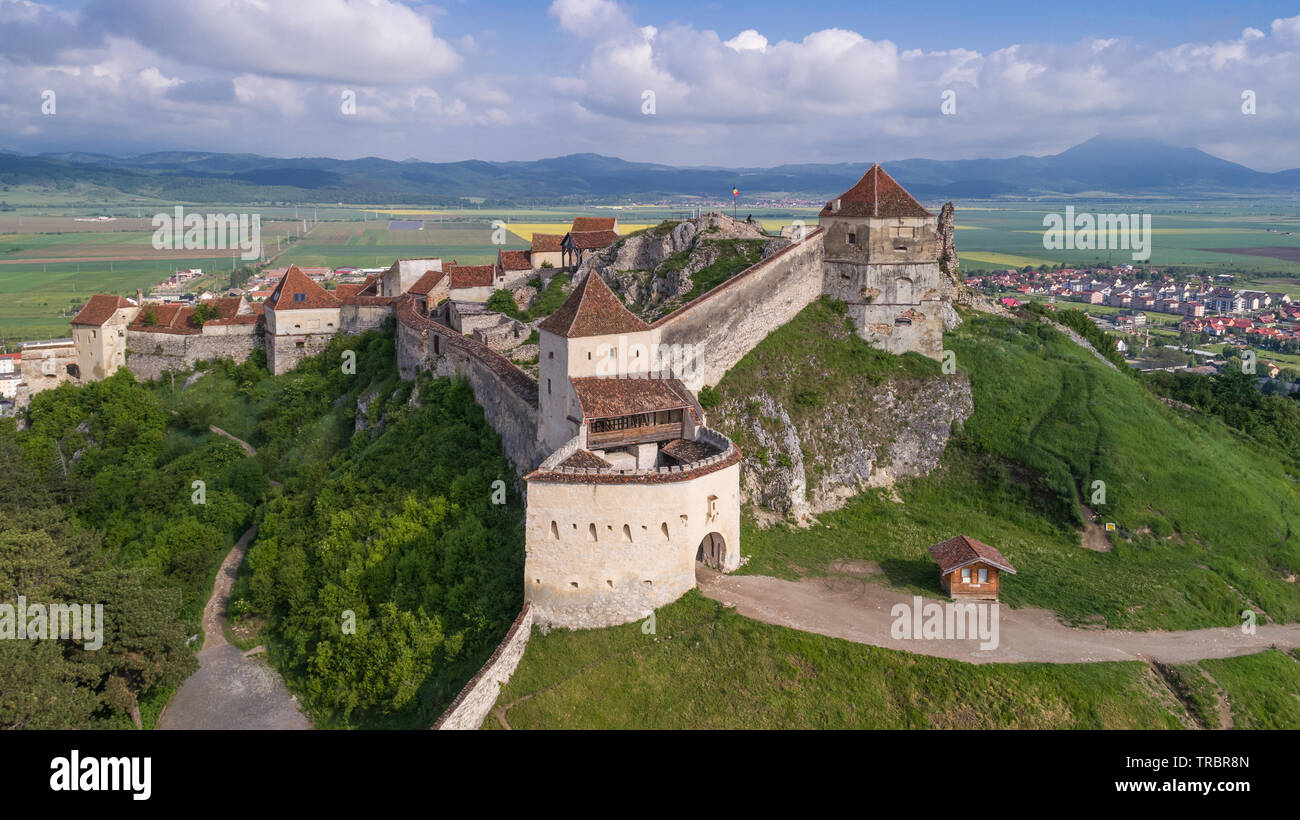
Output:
top-left (724, 29), bottom-right (767, 53)
top-left (548, 0), bottom-right (631, 38)
top-left (84, 0), bottom-right (461, 84)
top-left (2, 1), bottom-right (1300, 168)
top-left (1271, 14), bottom-right (1300, 40)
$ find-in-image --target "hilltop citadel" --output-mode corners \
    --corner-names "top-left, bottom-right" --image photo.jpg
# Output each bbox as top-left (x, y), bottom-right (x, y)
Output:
top-left (22, 167), bottom-right (962, 629)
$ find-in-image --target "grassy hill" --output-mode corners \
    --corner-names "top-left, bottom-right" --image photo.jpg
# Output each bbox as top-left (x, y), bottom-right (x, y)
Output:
top-left (727, 305), bottom-right (1300, 630)
top-left (490, 305), bottom-right (1300, 729)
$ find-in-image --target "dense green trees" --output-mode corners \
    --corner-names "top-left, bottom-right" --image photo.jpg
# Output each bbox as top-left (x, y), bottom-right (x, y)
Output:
top-left (1144, 365), bottom-right (1300, 467)
top-left (245, 371), bottom-right (524, 728)
top-left (1, 367), bottom-right (266, 727)
top-left (0, 420), bottom-right (200, 728)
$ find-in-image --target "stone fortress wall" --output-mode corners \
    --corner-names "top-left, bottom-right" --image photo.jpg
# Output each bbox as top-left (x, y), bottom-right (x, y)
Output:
top-left (395, 295), bottom-right (545, 472)
top-left (652, 228), bottom-right (826, 390)
top-left (433, 603), bottom-right (534, 730)
top-left (125, 323), bottom-right (261, 381)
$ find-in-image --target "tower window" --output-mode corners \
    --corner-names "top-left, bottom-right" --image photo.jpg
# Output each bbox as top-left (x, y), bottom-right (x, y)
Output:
top-left (847, 232), bottom-right (856, 245)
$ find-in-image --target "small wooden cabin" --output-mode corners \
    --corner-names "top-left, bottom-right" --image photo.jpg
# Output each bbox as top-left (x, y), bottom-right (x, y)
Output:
top-left (927, 535), bottom-right (1017, 601)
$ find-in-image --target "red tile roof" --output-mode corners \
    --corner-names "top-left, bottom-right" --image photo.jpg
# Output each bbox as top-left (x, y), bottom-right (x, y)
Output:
top-left (820, 164), bottom-right (932, 219)
top-left (564, 230), bottom-right (620, 251)
top-left (130, 297), bottom-right (249, 334)
top-left (928, 535), bottom-right (1017, 575)
top-left (447, 264), bottom-right (496, 289)
top-left (408, 269), bottom-right (448, 296)
top-left (71, 294), bottom-right (135, 326)
top-left (531, 233), bottom-right (563, 253)
top-left (570, 376), bottom-right (694, 419)
top-left (571, 217), bottom-right (617, 233)
top-left (660, 437), bottom-right (723, 464)
top-left (499, 249), bottom-right (532, 271)
top-left (558, 449), bottom-right (613, 470)
top-left (267, 265), bottom-right (339, 310)
top-left (538, 271), bottom-right (649, 338)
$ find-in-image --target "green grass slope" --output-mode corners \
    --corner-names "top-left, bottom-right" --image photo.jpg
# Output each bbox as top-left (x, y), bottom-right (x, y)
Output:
top-left (726, 306), bottom-right (1300, 630)
top-left (492, 592), bottom-right (1188, 729)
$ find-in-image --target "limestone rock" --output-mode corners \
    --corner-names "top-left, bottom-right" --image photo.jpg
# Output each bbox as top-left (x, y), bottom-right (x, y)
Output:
top-left (713, 373), bottom-right (974, 522)
top-left (582, 212), bottom-right (787, 322)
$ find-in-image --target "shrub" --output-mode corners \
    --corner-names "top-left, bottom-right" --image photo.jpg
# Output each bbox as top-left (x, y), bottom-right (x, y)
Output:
top-left (486, 289), bottom-right (520, 317)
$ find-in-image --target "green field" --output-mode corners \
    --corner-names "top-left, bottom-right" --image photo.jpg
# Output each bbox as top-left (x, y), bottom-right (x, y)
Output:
top-left (269, 220), bottom-right (530, 268)
top-left (491, 592), bottom-right (1300, 729)
top-left (955, 202), bottom-right (1300, 275)
top-left (0, 255), bottom-right (243, 342)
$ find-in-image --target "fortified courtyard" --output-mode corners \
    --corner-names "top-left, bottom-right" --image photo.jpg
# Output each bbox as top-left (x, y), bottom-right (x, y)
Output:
top-left (52, 167), bottom-right (960, 630)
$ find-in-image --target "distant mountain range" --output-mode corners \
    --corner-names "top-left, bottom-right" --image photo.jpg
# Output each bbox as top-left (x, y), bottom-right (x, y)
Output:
top-left (3, 136), bottom-right (1298, 205)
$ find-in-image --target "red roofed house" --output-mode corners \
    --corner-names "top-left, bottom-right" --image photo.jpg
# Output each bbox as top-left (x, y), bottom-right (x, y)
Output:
top-left (445, 264), bottom-right (498, 302)
top-left (70, 294), bottom-right (139, 381)
top-left (530, 233), bottom-right (564, 272)
top-left (819, 163), bottom-right (947, 359)
top-left (571, 216), bottom-right (619, 235)
top-left (928, 535), bottom-right (1017, 601)
top-left (408, 269), bottom-right (450, 316)
top-left (264, 265), bottom-right (341, 374)
top-left (497, 249), bottom-right (534, 288)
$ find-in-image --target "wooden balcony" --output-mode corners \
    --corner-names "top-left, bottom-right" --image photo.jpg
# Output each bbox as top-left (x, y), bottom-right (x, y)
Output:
top-left (586, 421), bottom-right (683, 450)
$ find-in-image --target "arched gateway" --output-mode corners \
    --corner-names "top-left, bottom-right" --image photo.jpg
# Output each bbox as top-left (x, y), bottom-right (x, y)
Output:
top-left (696, 532), bottom-right (726, 570)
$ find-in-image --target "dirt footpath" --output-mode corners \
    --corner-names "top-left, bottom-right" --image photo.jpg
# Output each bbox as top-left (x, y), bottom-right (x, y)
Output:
top-left (158, 526), bottom-right (309, 730)
top-left (156, 425), bottom-right (309, 730)
top-left (696, 567), bottom-right (1300, 665)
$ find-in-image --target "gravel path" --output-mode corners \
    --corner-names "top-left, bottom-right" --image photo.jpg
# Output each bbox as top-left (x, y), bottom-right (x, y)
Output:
top-left (156, 429), bottom-right (308, 730)
top-left (697, 566), bottom-right (1300, 665)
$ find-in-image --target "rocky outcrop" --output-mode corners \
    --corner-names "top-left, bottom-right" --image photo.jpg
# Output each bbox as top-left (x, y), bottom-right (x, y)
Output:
top-left (935, 201), bottom-right (1006, 321)
top-left (579, 213), bottom-right (787, 321)
top-left (938, 201), bottom-right (960, 284)
top-left (712, 373), bottom-right (973, 522)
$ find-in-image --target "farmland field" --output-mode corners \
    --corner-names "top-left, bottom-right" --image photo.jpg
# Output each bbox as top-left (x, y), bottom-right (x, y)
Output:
top-left (0, 255), bottom-right (240, 342)
top-left (277, 220), bottom-right (529, 267)
top-left (953, 202), bottom-right (1300, 275)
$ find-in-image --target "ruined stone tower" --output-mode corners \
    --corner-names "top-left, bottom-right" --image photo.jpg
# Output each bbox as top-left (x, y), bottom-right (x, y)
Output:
top-left (819, 165), bottom-right (946, 359)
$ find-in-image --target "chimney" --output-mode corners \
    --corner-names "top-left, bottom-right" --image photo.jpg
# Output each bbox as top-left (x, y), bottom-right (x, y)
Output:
top-left (830, 199), bottom-right (841, 214)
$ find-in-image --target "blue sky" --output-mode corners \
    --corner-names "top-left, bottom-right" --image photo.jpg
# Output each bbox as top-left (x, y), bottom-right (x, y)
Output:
top-left (3, 0), bottom-right (1300, 169)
